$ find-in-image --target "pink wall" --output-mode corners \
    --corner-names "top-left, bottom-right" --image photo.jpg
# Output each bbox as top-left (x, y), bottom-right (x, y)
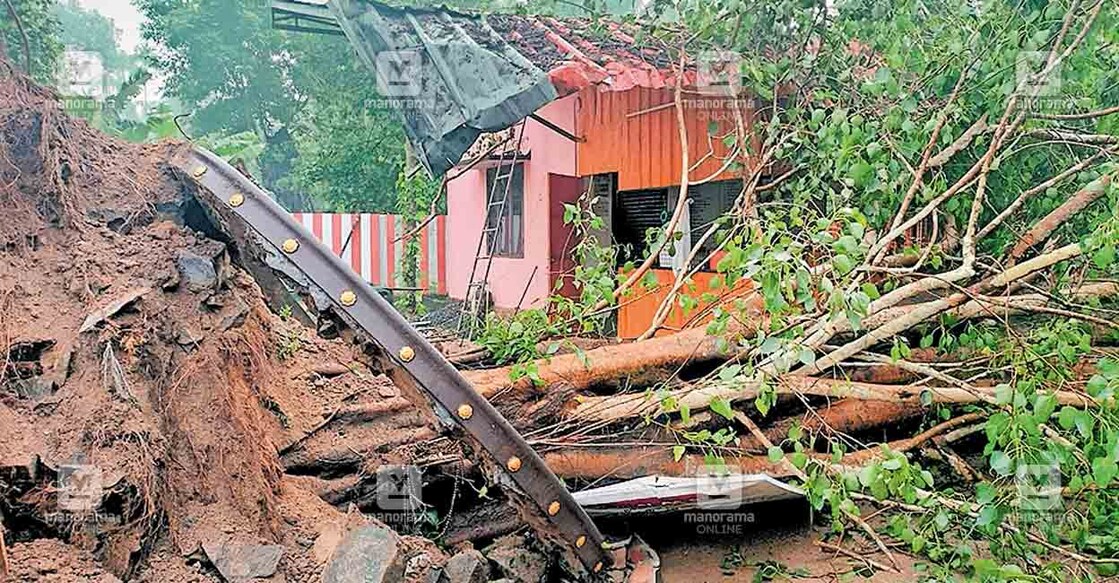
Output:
top-left (446, 95), bottom-right (578, 309)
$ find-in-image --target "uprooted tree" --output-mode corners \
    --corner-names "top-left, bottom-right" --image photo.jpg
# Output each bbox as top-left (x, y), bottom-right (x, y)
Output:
top-left (472, 0), bottom-right (1119, 578)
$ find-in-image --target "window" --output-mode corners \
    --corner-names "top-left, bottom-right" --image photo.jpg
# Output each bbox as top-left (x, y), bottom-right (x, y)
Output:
top-left (485, 163), bottom-right (525, 258)
top-left (611, 178), bottom-right (744, 272)
top-left (688, 179), bottom-right (743, 266)
top-left (613, 188), bottom-right (668, 267)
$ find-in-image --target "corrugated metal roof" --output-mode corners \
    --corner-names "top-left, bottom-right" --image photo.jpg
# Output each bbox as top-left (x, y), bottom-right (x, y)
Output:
top-left (273, 0), bottom-right (694, 177)
top-left (276, 0), bottom-right (686, 95)
top-left (326, 0), bottom-right (558, 177)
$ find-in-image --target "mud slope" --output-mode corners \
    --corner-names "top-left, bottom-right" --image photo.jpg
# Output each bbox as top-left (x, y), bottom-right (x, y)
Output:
top-left (0, 58), bottom-right (443, 582)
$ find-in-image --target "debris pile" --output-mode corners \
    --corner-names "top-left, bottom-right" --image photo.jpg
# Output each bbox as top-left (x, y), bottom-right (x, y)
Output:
top-left (0, 58), bottom-right (533, 582)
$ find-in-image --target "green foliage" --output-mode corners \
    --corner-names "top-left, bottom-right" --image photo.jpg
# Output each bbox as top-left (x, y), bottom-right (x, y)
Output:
top-left (276, 328), bottom-right (302, 361)
top-left (288, 85), bottom-right (406, 212)
top-left (394, 168), bottom-right (440, 313)
top-left (476, 309), bottom-right (559, 371)
top-left (137, 0), bottom-right (408, 211)
top-left (196, 131), bottom-right (267, 177)
top-left (548, 194), bottom-right (621, 334)
top-left (138, 0), bottom-right (299, 137)
top-left (550, 0), bottom-right (1119, 579)
top-left (1, 0), bottom-right (62, 83)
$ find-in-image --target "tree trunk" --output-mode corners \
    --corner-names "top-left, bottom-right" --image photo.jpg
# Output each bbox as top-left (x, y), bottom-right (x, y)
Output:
top-left (463, 325), bottom-right (743, 398)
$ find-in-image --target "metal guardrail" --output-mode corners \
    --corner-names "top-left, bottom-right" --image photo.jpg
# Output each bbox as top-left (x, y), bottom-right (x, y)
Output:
top-left (173, 147), bottom-right (612, 575)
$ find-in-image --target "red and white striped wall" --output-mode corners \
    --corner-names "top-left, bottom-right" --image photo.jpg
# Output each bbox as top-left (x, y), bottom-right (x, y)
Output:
top-left (291, 213), bottom-right (448, 295)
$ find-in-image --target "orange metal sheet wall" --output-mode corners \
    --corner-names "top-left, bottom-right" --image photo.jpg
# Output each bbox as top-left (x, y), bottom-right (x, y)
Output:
top-left (616, 269), bottom-right (758, 339)
top-left (575, 86), bottom-right (754, 191)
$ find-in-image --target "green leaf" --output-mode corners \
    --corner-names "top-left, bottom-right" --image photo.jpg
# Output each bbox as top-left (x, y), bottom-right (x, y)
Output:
top-left (994, 384), bottom-right (1014, 406)
top-left (989, 451), bottom-right (1014, 476)
top-left (1057, 406), bottom-right (1079, 430)
top-left (710, 397), bottom-right (735, 420)
top-left (1092, 457), bottom-right (1118, 487)
top-left (1094, 245), bottom-right (1116, 269)
top-left (849, 162), bottom-right (874, 188)
top-left (797, 348), bottom-right (816, 366)
top-left (718, 364), bottom-right (743, 381)
top-left (767, 446), bottom-right (784, 462)
top-left (672, 445), bottom-right (686, 462)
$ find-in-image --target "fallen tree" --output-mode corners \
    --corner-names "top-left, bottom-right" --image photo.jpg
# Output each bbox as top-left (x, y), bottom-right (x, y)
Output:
top-left (455, 1), bottom-right (1119, 577)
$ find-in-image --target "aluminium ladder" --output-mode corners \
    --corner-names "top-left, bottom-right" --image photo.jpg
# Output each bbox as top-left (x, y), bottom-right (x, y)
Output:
top-left (458, 120), bottom-right (529, 338)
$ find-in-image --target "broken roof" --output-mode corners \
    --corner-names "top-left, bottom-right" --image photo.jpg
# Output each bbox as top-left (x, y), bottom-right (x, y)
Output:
top-left (273, 0), bottom-right (691, 177)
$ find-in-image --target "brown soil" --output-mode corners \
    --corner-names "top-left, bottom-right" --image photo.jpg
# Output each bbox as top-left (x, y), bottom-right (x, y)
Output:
top-left (658, 525), bottom-right (918, 582)
top-left (0, 58), bottom-right (448, 581)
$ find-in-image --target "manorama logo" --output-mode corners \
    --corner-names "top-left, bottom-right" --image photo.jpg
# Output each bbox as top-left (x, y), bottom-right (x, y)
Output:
top-left (57, 454), bottom-right (102, 514)
top-left (370, 465), bottom-right (426, 526)
top-left (1016, 51), bottom-right (1062, 98)
top-left (374, 50), bottom-right (424, 98)
top-left (688, 465), bottom-right (756, 535)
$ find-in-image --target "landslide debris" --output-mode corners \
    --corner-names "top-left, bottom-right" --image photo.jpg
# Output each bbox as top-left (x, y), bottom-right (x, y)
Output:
top-left (0, 57), bottom-right (473, 582)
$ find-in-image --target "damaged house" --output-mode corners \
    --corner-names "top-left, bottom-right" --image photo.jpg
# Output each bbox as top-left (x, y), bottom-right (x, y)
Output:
top-left (274, 0), bottom-right (762, 338)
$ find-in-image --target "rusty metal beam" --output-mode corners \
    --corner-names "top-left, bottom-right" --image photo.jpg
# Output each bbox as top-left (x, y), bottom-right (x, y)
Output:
top-left (172, 147), bottom-right (612, 575)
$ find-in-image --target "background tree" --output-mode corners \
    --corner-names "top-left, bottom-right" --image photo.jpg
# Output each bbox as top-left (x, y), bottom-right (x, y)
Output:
top-left (137, 0), bottom-right (413, 211)
top-left (1, 0), bottom-right (62, 83)
top-left (53, 0), bottom-right (129, 73)
top-left (283, 43), bottom-right (406, 212)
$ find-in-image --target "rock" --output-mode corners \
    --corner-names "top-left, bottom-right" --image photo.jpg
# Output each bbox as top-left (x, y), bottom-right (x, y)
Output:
top-left (9, 377), bottom-right (55, 400)
top-left (201, 541), bottom-right (283, 582)
top-left (86, 208), bottom-right (131, 234)
top-left (322, 523), bottom-right (405, 583)
top-left (441, 550), bottom-right (488, 583)
top-left (406, 552), bottom-right (438, 581)
top-left (483, 537), bottom-right (546, 583)
top-left (159, 268), bottom-right (181, 291)
top-left (149, 220), bottom-right (175, 240)
top-left (176, 326), bottom-right (205, 347)
top-left (205, 293), bottom-right (226, 309)
top-left (79, 287), bottom-right (151, 333)
top-left (220, 301), bottom-right (250, 331)
top-left (312, 363), bottom-right (352, 377)
top-left (176, 251), bottom-right (219, 293)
